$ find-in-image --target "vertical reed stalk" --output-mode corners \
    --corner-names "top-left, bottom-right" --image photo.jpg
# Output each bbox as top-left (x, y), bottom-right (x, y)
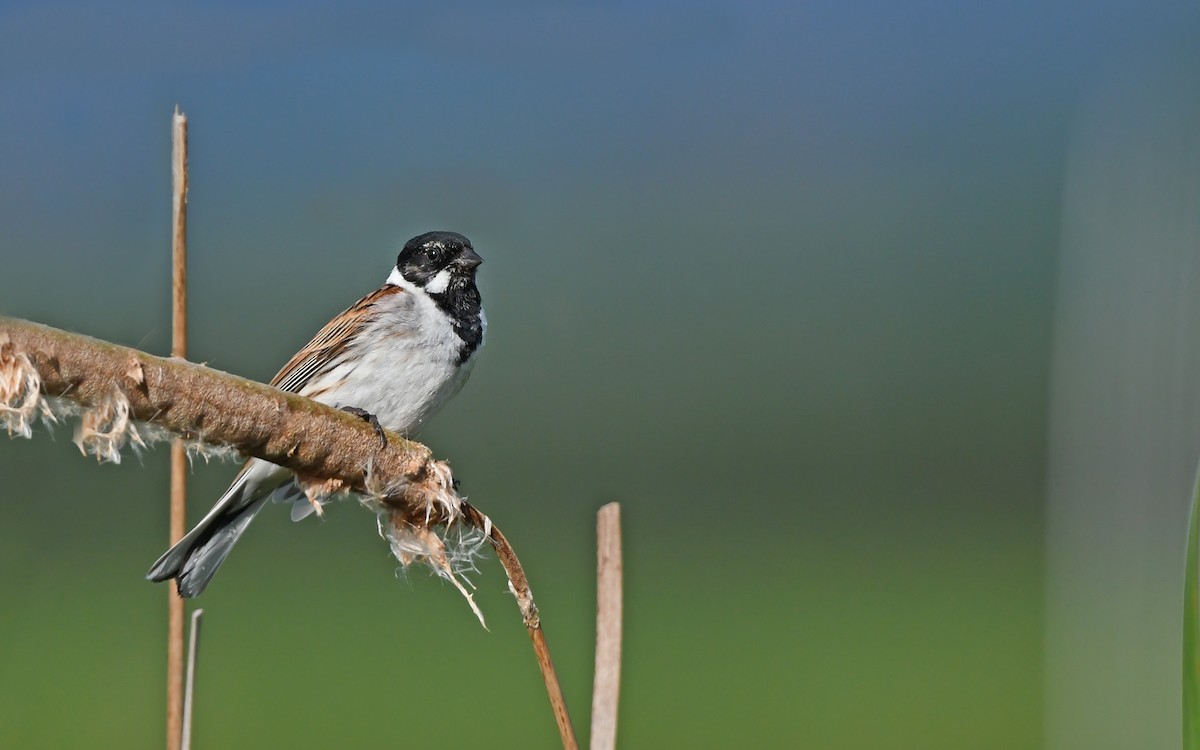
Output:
top-left (167, 106), bottom-right (189, 750)
top-left (1184, 461), bottom-right (1200, 750)
top-left (590, 503), bottom-right (623, 750)
top-left (181, 609), bottom-right (203, 750)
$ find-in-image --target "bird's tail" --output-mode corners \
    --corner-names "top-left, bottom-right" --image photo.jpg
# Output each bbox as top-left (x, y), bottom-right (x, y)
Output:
top-left (146, 465), bottom-right (272, 598)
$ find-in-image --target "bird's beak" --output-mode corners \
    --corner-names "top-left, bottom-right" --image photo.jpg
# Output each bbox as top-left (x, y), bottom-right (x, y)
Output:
top-left (458, 247), bottom-right (484, 269)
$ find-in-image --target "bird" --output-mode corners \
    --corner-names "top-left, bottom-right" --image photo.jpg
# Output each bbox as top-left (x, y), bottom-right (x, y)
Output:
top-left (146, 231), bottom-right (485, 598)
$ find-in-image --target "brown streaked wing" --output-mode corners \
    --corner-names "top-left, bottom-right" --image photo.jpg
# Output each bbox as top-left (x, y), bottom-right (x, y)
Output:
top-left (269, 285), bottom-right (406, 394)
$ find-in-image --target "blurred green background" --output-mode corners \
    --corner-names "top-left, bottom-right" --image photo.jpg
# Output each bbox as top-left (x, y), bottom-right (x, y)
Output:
top-left (2, 2), bottom-right (1199, 748)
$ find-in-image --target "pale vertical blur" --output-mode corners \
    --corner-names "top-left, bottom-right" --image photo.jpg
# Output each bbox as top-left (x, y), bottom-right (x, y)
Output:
top-left (1046, 56), bottom-right (1200, 749)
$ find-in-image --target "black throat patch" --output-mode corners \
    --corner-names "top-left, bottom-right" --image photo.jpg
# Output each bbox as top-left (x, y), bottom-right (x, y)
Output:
top-left (428, 274), bottom-right (484, 365)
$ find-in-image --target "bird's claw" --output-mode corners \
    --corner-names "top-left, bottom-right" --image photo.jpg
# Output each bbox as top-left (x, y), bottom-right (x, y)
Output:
top-left (341, 406), bottom-right (388, 449)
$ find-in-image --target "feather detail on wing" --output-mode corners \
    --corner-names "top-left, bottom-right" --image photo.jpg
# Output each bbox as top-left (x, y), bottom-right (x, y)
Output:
top-left (269, 284), bottom-right (407, 394)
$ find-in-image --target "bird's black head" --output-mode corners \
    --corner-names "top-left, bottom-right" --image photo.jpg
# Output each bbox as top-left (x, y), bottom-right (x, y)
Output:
top-left (395, 231), bottom-right (483, 289)
top-left (392, 231), bottom-right (485, 363)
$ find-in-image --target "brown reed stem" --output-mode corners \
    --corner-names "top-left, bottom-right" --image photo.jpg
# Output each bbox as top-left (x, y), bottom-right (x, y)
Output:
top-left (167, 106), bottom-right (189, 750)
top-left (590, 502), bottom-right (623, 750)
top-left (461, 502), bottom-right (579, 750)
top-left (0, 317), bottom-right (437, 482)
top-left (0, 316), bottom-right (578, 747)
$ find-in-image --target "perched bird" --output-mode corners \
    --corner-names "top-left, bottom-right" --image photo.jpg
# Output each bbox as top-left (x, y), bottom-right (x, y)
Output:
top-left (147, 231), bottom-right (485, 598)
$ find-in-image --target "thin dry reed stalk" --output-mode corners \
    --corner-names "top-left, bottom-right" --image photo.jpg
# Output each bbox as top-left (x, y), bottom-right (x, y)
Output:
top-left (167, 106), bottom-right (189, 750)
top-left (181, 609), bottom-right (203, 750)
top-left (590, 502), bottom-right (623, 750)
top-left (460, 502), bottom-right (580, 749)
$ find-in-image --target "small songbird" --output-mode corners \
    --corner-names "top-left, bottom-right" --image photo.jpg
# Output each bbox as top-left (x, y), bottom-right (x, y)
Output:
top-left (147, 231), bottom-right (485, 598)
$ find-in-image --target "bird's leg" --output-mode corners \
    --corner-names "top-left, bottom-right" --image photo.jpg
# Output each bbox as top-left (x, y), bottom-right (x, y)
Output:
top-left (341, 406), bottom-right (388, 448)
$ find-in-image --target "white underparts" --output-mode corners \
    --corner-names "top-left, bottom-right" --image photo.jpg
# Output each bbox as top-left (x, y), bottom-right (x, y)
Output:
top-left (302, 269), bottom-right (473, 436)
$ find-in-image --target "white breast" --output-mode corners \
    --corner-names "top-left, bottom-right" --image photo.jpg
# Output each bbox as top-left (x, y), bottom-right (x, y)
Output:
top-left (299, 282), bottom-right (476, 437)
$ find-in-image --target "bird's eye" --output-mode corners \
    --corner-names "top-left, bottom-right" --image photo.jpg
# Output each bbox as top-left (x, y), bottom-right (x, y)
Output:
top-left (425, 246), bottom-right (445, 264)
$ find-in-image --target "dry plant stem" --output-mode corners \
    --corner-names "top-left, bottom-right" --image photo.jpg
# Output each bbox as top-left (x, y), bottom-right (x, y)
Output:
top-left (167, 449), bottom-right (186, 749)
top-left (0, 317), bottom-right (437, 488)
top-left (172, 107), bottom-right (188, 356)
top-left (181, 608), bottom-right (203, 750)
top-left (461, 502), bottom-right (579, 750)
top-left (590, 503), bottom-right (623, 750)
top-left (167, 106), bottom-right (189, 750)
top-left (0, 316), bottom-right (578, 746)
top-left (531, 629), bottom-right (577, 750)
top-left (167, 443), bottom-right (185, 750)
